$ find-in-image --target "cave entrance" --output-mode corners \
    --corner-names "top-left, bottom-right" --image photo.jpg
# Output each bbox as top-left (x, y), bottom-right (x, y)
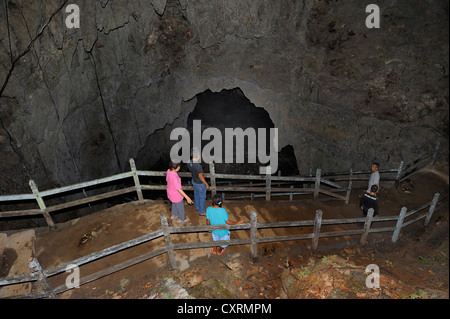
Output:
top-left (186, 88), bottom-right (299, 176)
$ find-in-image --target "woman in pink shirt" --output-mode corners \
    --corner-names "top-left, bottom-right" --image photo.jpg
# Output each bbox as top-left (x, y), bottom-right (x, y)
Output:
top-left (166, 161), bottom-right (193, 223)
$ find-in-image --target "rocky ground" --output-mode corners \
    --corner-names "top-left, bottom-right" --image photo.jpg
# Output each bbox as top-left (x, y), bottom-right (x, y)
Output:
top-left (0, 169), bottom-right (448, 301)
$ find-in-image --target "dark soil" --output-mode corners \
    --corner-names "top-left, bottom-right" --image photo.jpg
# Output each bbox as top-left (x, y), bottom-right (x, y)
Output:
top-left (20, 169), bottom-right (450, 299)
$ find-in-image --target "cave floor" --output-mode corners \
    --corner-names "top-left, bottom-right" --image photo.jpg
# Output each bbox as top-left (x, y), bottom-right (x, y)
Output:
top-left (19, 169), bottom-right (450, 299)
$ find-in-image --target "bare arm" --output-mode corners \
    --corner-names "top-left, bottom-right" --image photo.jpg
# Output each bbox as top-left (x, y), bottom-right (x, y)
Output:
top-left (226, 219), bottom-right (244, 225)
top-left (177, 189), bottom-right (193, 204)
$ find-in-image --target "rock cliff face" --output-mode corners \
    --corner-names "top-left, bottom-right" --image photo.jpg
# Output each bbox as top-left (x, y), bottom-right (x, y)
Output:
top-left (0, 0), bottom-right (448, 194)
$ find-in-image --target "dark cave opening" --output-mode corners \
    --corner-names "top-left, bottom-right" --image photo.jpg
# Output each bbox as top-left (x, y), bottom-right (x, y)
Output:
top-left (185, 88), bottom-right (299, 176)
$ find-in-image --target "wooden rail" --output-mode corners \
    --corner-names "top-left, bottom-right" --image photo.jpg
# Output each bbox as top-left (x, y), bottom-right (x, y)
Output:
top-left (0, 142), bottom-right (442, 230)
top-left (0, 192), bottom-right (447, 299)
top-left (1, 161), bottom-right (350, 229)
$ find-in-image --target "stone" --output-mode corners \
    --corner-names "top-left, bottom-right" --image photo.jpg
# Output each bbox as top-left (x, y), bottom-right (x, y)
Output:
top-left (0, 0), bottom-right (447, 222)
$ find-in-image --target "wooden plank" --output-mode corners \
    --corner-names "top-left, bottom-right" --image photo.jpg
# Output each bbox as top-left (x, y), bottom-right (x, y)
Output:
top-left (319, 229), bottom-right (364, 238)
top-left (424, 193), bottom-right (440, 227)
top-left (392, 207), bottom-right (407, 243)
top-left (44, 229), bottom-right (164, 277)
top-left (265, 173), bottom-right (271, 201)
top-left (257, 233), bottom-right (313, 244)
top-left (215, 186), bottom-right (312, 193)
top-left (169, 223), bottom-right (249, 234)
top-left (360, 208), bottom-right (374, 245)
top-left (314, 169), bottom-right (321, 199)
top-left (404, 202), bottom-right (431, 218)
top-left (402, 213), bottom-right (427, 227)
top-left (45, 187), bottom-right (136, 213)
top-left (320, 179), bottom-right (343, 189)
top-left (0, 209), bottom-right (44, 218)
top-left (210, 162), bottom-right (217, 197)
top-left (161, 215), bottom-right (177, 270)
top-left (318, 188), bottom-right (346, 200)
top-left (39, 171), bottom-right (134, 197)
top-left (129, 159), bottom-right (144, 204)
top-left (28, 258), bottom-right (56, 299)
top-left (311, 210), bottom-right (323, 253)
top-left (256, 220), bottom-right (315, 229)
top-left (368, 226), bottom-right (396, 233)
top-left (29, 180), bottom-right (55, 229)
top-left (250, 211), bottom-right (258, 259)
top-left (53, 247), bottom-right (168, 295)
top-left (0, 193), bottom-right (35, 201)
top-left (0, 273), bottom-right (36, 286)
top-left (345, 180), bottom-right (352, 204)
top-left (173, 238), bottom-right (251, 251)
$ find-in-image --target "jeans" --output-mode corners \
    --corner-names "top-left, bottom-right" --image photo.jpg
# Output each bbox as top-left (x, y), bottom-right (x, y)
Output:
top-left (192, 179), bottom-right (207, 215)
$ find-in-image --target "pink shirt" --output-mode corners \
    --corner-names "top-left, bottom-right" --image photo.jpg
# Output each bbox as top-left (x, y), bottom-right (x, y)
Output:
top-left (166, 169), bottom-right (184, 203)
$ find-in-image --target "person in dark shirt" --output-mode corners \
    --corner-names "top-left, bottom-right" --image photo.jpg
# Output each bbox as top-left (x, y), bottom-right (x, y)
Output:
top-left (187, 147), bottom-right (210, 216)
top-left (358, 185), bottom-right (379, 227)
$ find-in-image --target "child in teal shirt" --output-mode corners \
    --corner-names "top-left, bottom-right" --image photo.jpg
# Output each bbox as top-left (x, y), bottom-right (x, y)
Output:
top-left (206, 195), bottom-right (244, 255)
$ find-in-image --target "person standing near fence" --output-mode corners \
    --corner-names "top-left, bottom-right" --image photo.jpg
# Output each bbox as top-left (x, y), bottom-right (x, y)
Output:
top-left (166, 161), bottom-right (193, 223)
top-left (206, 195), bottom-right (244, 255)
top-left (187, 147), bottom-right (210, 216)
top-left (367, 162), bottom-right (380, 193)
top-left (358, 185), bottom-right (379, 227)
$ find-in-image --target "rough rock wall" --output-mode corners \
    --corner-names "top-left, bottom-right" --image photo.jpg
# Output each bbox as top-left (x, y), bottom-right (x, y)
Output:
top-left (0, 0), bottom-right (448, 194)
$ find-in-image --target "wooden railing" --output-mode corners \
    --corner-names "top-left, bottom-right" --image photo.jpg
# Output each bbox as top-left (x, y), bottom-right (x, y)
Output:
top-left (0, 191), bottom-right (447, 299)
top-left (0, 160), bottom-right (352, 230)
top-left (0, 141), bottom-right (442, 230)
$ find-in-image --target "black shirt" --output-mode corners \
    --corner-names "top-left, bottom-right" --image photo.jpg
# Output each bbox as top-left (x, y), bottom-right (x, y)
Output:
top-left (359, 193), bottom-right (379, 216)
top-left (187, 161), bottom-right (204, 184)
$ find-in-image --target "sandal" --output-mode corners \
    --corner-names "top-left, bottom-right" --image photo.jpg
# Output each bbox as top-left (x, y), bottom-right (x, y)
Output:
top-left (199, 212), bottom-right (206, 216)
top-left (177, 218), bottom-right (190, 223)
top-left (218, 247), bottom-right (226, 255)
top-left (211, 247), bottom-right (216, 255)
top-left (170, 215), bottom-right (177, 220)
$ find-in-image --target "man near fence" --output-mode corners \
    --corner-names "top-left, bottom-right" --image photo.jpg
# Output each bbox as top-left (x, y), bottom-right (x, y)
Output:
top-left (358, 185), bottom-right (379, 227)
top-left (367, 162), bottom-right (380, 193)
top-left (187, 147), bottom-right (210, 216)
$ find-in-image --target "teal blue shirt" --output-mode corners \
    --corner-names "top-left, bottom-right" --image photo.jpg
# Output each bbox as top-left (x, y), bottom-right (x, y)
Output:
top-left (206, 207), bottom-right (229, 237)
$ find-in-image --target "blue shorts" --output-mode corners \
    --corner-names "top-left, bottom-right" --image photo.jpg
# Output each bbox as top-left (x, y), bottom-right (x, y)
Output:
top-left (212, 232), bottom-right (230, 248)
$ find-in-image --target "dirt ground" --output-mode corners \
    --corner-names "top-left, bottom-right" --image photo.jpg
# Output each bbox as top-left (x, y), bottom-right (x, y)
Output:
top-left (2, 169), bottom-right (449, 300)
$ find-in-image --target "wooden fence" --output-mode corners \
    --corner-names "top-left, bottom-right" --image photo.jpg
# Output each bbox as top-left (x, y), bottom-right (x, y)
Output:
top-left (0, 161), bottom-right (352, 230)
top-left (0, 141), bottom-right (441, 230)
top-left (0, 191), bottom-right (447, 299)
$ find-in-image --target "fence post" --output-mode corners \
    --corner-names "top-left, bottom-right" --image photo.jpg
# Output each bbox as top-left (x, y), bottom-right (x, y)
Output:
top-left (129, 159), bottom-right (144, 205)
top-left (29, 258), bottom-right (57, 299)
top-left (395, 161), bottom-right (404, 189)
top-left (360, 208), bottom-right (374, 245)
top-left (314, 169), bottom-right (321, 199)
top-left (392, 207), bottom-right (407, 243)
top-left (250, 211), bottom-right (258, 259)
top-left (424, 193), bottom-right (440, 227)
top-left (29, 180), bottom-right (55, 230)
top-left (160, 215), bottom-right (177, 270)
top-left (345, 180), bottom-right (352, 204)
top-left (265, 172), bottom-right (271, 201)
top-left (209, 162), bottom-right (217, 198)
top-left (429, 142), bottom-right (440, 169)
top-left (311, 209), bottom-right (323, 254)
top-left (289, 185), bottom-right (294, 201)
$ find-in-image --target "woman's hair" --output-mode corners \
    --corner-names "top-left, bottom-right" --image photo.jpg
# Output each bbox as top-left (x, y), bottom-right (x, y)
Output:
top-left (212, 194), bottom-right (223, 207)
top-left (169, 160), bottom-right (181, 170)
